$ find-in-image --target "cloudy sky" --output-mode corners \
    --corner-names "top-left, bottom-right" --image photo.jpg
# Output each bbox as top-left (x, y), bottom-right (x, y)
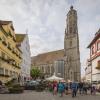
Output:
top-left (0, 0), bottom-right (100, 76)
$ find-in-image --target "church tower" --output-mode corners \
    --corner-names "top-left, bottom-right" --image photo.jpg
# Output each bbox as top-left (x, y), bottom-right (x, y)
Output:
top-left (64, 6), bottom-right (80, 81)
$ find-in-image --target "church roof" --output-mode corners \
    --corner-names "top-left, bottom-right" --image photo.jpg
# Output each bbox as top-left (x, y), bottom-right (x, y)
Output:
top-left (31, 49), bottom-right (64, 65)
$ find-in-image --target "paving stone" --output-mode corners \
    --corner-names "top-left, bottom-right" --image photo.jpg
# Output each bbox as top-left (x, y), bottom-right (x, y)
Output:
top-left (0, 90), bottom-right (100, 100)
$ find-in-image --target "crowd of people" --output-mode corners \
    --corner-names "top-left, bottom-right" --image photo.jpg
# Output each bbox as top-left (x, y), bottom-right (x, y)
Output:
top-left (47, 81), bottom-right (100, 97)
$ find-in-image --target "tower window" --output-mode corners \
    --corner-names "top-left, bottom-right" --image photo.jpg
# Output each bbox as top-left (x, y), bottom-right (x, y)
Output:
top-left (70, 27), bottom-right (72, 33)
top-left (70, 40), bottom-right (72, 47)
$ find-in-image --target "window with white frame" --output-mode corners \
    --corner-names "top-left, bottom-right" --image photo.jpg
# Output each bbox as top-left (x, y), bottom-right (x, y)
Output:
top-left (97, 42), bottom-right (100, 51)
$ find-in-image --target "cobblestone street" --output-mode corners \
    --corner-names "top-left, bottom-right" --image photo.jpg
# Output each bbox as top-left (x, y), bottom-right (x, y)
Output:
top-left (0, 91), bottom-right (100, 100)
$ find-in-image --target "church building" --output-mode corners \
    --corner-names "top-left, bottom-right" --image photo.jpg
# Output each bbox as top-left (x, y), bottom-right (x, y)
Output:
top-left (31, 6), bottom-right (81, 81)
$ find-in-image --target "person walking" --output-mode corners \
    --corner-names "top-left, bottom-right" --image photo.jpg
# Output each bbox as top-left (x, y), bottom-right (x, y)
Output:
top-left (53, 81), bottom-right (57, 95)
top-left (78, 82), bottom-right (83, 94)
top-left (58, 82), bottom-right (65, 97)
top-left (65, 82), bottom-right (68, 95)
top-left (0, 80), bottom-right (3, 92)
top-left (91, 85), bottom-right (96, 95)
top-left (83, 82), bottom-right (88, 95)
top-left (71, 81), bottom-right (78, 97)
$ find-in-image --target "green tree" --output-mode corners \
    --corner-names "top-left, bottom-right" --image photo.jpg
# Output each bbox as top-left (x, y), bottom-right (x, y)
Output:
top-left (30, 68), bottom-right (41, 79)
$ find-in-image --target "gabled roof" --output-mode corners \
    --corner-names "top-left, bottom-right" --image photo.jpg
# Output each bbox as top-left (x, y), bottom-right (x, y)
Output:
top-left (0, 20), bottom-right (12, 25)
top-left (31, 49), bottom-right (64, 65)
top-left (87, 29), bottom-right (100, 48)
top-left (15, 34), bottom-right (26, 43)
top-left (0, 20), bottom-right (14, 31)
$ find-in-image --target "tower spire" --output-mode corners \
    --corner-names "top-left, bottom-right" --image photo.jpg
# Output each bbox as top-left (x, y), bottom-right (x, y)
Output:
top-left (70, 5), bottom-right (73, 10)
top-left (65, 5), bottom-right (77, 35)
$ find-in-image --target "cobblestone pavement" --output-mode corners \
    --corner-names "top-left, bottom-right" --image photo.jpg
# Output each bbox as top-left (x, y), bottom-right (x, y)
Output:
top-left (0, 91), bottom-right (100, 100)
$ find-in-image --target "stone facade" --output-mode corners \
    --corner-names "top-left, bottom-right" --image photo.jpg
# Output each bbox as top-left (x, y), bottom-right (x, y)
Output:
top-left (64, 6), bottom-right (80, 81)
top-left (31, 50), bottom-right (64, 78)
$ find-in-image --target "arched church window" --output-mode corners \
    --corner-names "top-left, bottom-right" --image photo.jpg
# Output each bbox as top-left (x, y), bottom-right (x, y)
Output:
top-left (70, 40), bottom-right (72, 47)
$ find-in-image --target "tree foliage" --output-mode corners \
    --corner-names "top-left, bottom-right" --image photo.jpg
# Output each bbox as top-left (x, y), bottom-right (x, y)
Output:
top-left (30, 68), bottom-right (41, 79)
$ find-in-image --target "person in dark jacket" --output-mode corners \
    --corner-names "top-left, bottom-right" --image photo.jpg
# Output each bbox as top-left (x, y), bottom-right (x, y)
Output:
top-left (78, 82), bottom-right (83, 94)
top-left (83, 82), bottom-right (88, 94)
top-left (65, 82), bottom-right (68, 95)
top-left (0, 80), bottom-right (2, 90)
top-left (0, 80), bottom-right (2, 85)
top-left (71, 81), bottom-right (78, 97)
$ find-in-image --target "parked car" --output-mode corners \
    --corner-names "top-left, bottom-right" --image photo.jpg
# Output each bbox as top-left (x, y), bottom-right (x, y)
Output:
top-left (24, 80), bottom-right (39, 90)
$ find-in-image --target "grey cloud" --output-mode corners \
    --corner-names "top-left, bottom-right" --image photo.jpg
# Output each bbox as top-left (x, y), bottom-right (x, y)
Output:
top-left (0, 0), bottom-right (100, 76)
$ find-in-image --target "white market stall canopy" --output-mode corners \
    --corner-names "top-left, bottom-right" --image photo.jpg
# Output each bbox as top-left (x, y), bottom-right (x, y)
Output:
top-left (45, 73), bottom-right (64, 81)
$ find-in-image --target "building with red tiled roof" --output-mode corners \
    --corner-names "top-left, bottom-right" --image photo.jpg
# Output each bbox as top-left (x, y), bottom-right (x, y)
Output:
top-left (86, 29), bottom-right (100, 83)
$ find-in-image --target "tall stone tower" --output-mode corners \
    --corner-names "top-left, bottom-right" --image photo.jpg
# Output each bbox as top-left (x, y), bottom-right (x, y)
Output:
top-left (64, 6), bottom-right (80, 81)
